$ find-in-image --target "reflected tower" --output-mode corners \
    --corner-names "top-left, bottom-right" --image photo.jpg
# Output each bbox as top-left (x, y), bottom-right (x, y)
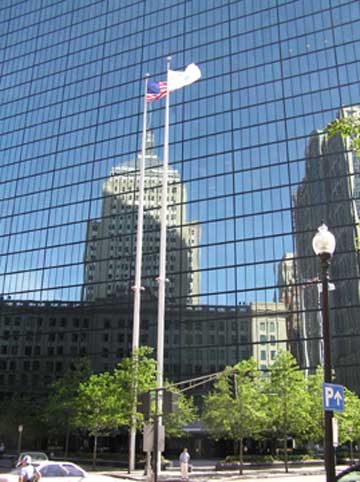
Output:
top-left (82, 131), bottom-right (200, 305)
top-left (293, 106), bottom-right (360, 389)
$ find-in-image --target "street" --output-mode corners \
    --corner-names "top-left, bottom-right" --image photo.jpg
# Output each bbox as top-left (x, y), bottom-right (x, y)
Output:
top-left (0, 456), bottom-right (350, 482)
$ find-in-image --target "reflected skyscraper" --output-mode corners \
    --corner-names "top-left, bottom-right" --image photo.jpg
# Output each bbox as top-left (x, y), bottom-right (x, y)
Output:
top-left (82, 131), bottom-right (200, 305)
top-left (294, 106), bottom-right (360, 389)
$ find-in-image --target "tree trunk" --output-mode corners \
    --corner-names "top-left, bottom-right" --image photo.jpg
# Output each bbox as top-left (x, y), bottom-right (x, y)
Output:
top-left (92, 435), bottom-right (98, 468)
top-left (283, 435), bottom-right (288, 473)
top-left (284, 397), bottom-right (289, 473)
top-left (64, 420), bottom-right (70, 458)
top-left (239, 437), bottom-right (244, 475)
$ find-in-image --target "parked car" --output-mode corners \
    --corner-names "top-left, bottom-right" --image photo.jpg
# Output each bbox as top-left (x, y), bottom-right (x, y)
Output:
top-left (12, 452), bottom-right (48, 468)
top-left (0, 461), bottom-right (120, 482)
top-left (336, 463), bottom-right (360, 481)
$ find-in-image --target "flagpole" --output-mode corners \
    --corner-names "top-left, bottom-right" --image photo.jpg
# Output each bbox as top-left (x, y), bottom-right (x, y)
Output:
top-left (129, 73), bottom-right (149, 473)
top-left (155, 56), bottom-right (171, 477)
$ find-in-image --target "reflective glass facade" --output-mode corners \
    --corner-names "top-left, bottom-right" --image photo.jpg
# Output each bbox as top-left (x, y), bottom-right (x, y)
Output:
top-left (1, 0), bottom-right (360, 397)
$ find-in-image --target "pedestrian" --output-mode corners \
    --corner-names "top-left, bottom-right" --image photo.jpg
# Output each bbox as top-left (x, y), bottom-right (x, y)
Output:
top-left (17, 456), bottom-right (40, 482)
top-left (179, 448), bottom-right (190, 481)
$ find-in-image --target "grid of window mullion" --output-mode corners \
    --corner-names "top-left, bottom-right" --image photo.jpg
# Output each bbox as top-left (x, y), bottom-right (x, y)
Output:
top-left (2, 1), bottom-right (357, 124)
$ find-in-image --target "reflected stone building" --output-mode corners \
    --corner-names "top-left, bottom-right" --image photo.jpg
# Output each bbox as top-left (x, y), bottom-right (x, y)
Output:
top-left (250, 302), bottom-right (287, 371)
top-left (0, 298), bottom-right (286, 399)
top-left (294, 106), bottom-right (360, 390)
top-left (82, 131), bottom-right (200, 305)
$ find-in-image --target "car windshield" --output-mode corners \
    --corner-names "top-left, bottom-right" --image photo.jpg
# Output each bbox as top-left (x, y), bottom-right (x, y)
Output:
top-left (39, 465), bottom-right (67, 477)
top-left (62, 465), bottom-right (84, 477)
top-left (19, 453), bottom-right (47, 462)
top-left (39, 464), bottom-right (85, 478)
top-left (29, 454), bottom-right (47, 461)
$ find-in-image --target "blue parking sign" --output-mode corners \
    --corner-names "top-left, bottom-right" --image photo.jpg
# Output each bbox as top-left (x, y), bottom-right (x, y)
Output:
top-left (322, 383), bottom-right (344, 412)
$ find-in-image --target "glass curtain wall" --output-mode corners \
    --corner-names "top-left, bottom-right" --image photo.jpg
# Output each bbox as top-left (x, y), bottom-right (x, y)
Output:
top-left (0, 0), bottom-right (359, 396)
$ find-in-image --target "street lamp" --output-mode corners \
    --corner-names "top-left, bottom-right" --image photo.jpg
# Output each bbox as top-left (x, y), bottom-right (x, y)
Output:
top-left (312, 223), bottom-right (336, 482)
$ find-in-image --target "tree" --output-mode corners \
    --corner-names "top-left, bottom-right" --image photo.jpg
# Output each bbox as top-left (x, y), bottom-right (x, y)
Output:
top-left (325, 114), bottom-right (360, 156)
top-left (42, 358), bottom-right (91, 456)
top-left (0, 396), bottom-right (46, 449)
top-left (306, 367), bottom-right (325, 444)
top-left (74, 347), bottom-right (157, 467)
top-left (74, 370), bottom-right (123, 467)
top-left (112, 346), bottom-right (157, 428)
top-left (267, 351), bottom-right (311, 473)
top-left (336, 388), bottom-right (360, 446)
top-left (202, 358), bottom-right (268, 474)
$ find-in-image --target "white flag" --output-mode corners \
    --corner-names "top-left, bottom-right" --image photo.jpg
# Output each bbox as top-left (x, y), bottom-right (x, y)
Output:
top-left (168, 63), bottom-right (201, 92)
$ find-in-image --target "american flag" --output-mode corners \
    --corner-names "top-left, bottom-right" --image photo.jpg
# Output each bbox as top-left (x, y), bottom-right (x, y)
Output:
top-left (146, 80), bottom-right (167, 102)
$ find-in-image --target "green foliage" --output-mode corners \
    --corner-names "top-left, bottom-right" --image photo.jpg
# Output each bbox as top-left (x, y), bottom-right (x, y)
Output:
top-left (202, 358), bottom-right (269, 473)
top-left (43, 357), bottom-right (92, 435)
top-left (163, 389), bottom-right (197, 438)
top-left (203, 358), bottom-right (268, 443)
top-left (224, 454), bottom-right (274, 463)
top-left (113, 346), bottom-right (157, 426)
top-left (74, 347), bottom-right (157, 434)
top-left (0, 396), bottom-right (47, 448)
top-left (21, 346), bottom-right (360, 463)
top-left (267, 351), bottom-right (311, 442)
top-left (74, 370), bottom-right (124, 436)
top-left (336, 387), bottom-right (360, 444)
top-left (305, 366), bottom-right (325, 443)
top-left (304, 366), bottom-right (360, 447)
top-left (325, 115), bottom-right (360, 156)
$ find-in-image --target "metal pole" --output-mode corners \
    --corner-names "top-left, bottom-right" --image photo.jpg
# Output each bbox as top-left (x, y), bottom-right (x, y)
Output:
top-left (155, 56), bottom-right (171, 476)
top-left (300, 284), bottom-right (310, 378)
top-left (153, 389), bottom-right (159, 482)
top-left (320, 253), bottom-right (336, 482)
top-left (17, 425), bottom-right (23, 454)
top-left (129, 74), bottom-right (149, 473)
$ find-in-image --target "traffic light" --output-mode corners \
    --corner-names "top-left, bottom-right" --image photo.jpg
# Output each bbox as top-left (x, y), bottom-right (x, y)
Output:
top-left (138, 392), bottom-right (151, 418)
top-left (163, 390), bottom-right (179, 414)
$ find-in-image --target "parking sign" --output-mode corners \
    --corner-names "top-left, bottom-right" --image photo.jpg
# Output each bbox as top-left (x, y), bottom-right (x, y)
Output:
top-left (322, 383), bottom-right (344, 412)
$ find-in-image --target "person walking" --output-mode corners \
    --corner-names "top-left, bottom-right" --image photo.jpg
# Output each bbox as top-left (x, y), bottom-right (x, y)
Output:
top-left (179, 448), bottom-right (190, 481)
top-left (17, 455), bottom-right (40, 482)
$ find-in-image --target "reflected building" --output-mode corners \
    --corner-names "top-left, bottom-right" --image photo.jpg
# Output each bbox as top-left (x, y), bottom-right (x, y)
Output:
top-left (294, 106), bottom-right (360, 389)
top-left (250, 302), bottom-right (287, 371)
top-left (277, 253), bottom-right (303, 365)
top-left (0, 298), bottom-right (286, 398)
top-left (82, 131), bottom-right (200, 305)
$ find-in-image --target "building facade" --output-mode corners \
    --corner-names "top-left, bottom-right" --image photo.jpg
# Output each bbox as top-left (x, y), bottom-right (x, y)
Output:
top-left (0, 0), bottom-right (360, 401)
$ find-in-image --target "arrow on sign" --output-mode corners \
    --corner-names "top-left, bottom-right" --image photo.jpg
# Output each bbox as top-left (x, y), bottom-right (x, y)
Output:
top-left (334, 391), bottom-right (343, 406)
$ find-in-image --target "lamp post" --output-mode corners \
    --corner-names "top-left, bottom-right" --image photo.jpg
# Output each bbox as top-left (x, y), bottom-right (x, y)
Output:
top-left (17, 424), bottom-right (23, 454)
top-left (312, 223), bottom-right (336, 482)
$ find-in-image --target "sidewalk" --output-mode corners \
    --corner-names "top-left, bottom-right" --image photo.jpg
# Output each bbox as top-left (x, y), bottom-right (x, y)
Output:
top-left (101, 463), bottom-right (347, 482)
